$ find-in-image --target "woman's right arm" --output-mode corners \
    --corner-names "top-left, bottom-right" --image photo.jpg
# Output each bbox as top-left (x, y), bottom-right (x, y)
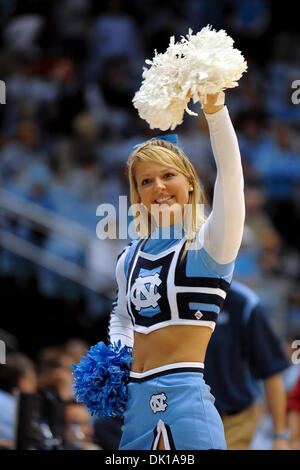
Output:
top-left (108, 247), bottom-right (134, 348)
top-left (200, 95), bottom-right (245, 264)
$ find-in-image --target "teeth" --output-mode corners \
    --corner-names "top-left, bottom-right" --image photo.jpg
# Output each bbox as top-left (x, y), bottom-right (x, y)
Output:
top-left (156, 197), bottom-right (173, 203)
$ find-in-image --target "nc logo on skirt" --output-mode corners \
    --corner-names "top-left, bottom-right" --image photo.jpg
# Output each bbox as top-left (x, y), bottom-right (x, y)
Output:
top-left (150, 392), bottom-right (168, 413)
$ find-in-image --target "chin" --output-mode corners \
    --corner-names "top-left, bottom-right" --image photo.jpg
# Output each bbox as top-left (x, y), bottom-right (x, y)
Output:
top-left (151, 203), bottom-right (184, 226)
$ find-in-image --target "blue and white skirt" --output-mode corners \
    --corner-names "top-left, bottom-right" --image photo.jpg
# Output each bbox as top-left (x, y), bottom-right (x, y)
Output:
top-left (119, 362), bottom-right (227, 450)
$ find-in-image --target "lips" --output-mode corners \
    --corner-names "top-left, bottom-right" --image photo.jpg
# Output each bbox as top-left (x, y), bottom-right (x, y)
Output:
top-left (154, 196), bottom-right (175, 204)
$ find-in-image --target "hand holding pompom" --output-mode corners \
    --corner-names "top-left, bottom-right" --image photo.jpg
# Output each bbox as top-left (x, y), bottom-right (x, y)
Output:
top-left (133, 26), bottom-right (247, 130)
top-left (72, 341), bottom-right (133, 419)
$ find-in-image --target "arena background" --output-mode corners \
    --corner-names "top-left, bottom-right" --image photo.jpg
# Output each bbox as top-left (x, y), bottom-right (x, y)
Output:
top-left (0, 0), bottom-right (299, 450)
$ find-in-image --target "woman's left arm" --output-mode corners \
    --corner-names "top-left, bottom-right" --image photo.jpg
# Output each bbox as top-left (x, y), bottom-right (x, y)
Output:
top-left (201, 94), bottom-right (245, 264)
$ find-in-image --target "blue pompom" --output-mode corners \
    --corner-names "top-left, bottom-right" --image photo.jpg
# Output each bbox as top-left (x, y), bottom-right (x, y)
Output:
top-left (72, 340), bottom-right (133, 419)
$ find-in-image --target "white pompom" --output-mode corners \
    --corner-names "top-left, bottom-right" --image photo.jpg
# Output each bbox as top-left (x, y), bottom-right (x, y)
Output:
top-left (133, 26), bottom-right (247, 130)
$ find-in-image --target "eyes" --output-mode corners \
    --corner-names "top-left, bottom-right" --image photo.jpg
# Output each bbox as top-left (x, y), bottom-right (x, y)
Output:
top-left (141, 172), bottom-right (176, 186)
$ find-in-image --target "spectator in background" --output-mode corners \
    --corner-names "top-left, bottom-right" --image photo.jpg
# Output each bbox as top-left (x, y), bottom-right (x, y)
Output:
top-left (237, 110), bottom-right (268, 168)
top-left (234, 184), bottom-right (300, 288)
top-left (64, 401), bottom-right (101, 450)
top-left (5, 57), bottom-right (59, 126)
top-left (224, 0), bottom-right (271, 64)
top-left (64, 126), bottom-right (103, 203)
top-left (15, 163), bottom-right (55, 248)
top-left (24, 163), bottom-right (53, 209)
top-left (46, 57), bottom-right (86, 136)
top-left (204, 280), bottom-right (290, 450)
top-left (37, 346), bottom-right (74, 403)
top-left (183, 0), bottom-right (225, 32)
top-left (240, 185), bottom-right (292, 278)
top-left (251, 339), bottom-right (300, 450)
top-left (93, 415), bottom-right (123, 450)
top-left (36, 346), bottom-right (75, 444)
top-left (249, 123), bottom-right (300, 250)
top-left (64, 338), bottom-right (89, 365)
top-left (97, 56), bottom-right (136, 112)
top-left (0, 120), bottom-right (47, 184)
top-left (287, 375), bottom-right (300, 449)
top-left (52, 0), bottom-right (91, 62)
top-left (0, 352), bottom-right (37, 448)
top-left (3, 13), bottom-right (45, 59)
top-left (86, 0), bottom-right (144, 81)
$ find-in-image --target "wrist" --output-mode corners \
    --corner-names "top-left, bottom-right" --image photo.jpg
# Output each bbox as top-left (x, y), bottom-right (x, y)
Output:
top-left (202, 92), bottom-right (225, 114)
top-left (203, 104), bottom-right (224, 114)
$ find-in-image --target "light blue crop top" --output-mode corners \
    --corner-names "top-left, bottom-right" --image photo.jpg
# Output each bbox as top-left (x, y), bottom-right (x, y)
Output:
top-left (109, 223), bottom-right (234, 344)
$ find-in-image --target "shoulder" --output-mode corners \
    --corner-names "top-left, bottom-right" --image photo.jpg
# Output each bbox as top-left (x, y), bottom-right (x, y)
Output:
top-left (117, 238), bottom-right (140, 259)
top-left (187, 233), bottom-right (235, 280)
top-left (116, 238), bottom-right (143, 277)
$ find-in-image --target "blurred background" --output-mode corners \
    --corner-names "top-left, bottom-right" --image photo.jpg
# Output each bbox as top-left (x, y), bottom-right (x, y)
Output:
top-left (0, 0), bottom-right (299, 450)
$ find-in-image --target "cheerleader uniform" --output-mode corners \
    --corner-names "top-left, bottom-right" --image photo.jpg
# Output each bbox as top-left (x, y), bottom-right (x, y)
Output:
top-left (108, 106), bottom-right (245, 450)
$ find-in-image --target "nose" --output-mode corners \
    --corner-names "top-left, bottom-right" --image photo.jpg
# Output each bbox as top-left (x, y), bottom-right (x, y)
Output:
top-left (154, 177), bottom-right (166, 189)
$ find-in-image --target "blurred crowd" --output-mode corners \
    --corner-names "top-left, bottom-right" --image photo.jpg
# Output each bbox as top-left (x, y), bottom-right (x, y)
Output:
top-left (0, 333), bottom-right (299, 450)
top-left (0, 0), bottom-right (300, 450)
top-left (0, 335), bottom-right (121, 449)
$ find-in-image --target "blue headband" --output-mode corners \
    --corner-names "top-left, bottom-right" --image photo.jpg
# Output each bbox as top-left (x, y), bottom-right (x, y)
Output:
top-left (132, 134), bottom-right (183, 151)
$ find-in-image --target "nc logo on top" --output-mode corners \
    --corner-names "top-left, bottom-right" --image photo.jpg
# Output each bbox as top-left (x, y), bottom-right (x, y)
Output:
top-left (130, 266), bottom-right (162, 317)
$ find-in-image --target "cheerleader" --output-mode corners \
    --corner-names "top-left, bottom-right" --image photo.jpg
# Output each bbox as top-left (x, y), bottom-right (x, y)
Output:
top-left (108, 92), bottom-right (245, 449)
top-left (73, 27), bottom-right (247, 450)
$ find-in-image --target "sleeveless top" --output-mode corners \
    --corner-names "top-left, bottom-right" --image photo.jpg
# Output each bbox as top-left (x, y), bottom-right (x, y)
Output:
top-left (113, 223), bottom-right (234, 336)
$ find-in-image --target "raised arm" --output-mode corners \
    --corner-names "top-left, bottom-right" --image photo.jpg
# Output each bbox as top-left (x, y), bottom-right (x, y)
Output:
top-left (108, 247), bottom-right (134, 349)
top-left (200, 94), bottom-right (245, 264)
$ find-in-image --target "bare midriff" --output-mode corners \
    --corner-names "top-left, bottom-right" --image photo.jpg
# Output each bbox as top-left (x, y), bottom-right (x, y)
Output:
top-left (131, 324), bottom-right (213, 373)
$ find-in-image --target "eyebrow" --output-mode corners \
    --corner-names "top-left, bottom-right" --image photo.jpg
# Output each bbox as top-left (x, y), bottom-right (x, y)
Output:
top-left (138, 168), bottom-right (175, 179)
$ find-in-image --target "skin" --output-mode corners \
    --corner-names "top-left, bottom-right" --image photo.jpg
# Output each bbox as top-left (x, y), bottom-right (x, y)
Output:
top-left (264, 374), bottom-right (291, 450)
top-left (135, 161), bottom-right (192, 227)
top-left (132, 94), bottom-right (224, 449)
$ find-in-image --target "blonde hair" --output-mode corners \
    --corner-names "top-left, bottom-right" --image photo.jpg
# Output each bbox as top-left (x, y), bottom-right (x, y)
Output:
top-left (127, 139), bottom-right (207, 255)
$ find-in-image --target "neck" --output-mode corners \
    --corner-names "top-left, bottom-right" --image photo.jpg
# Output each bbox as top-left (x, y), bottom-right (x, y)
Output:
top-left (150, 221), bottom-right (184, 240)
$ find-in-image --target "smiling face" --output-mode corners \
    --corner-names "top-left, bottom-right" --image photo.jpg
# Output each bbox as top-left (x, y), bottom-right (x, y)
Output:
top-left (134, 160), bottom-right (191, 227)
top-left (128, 139), bottom-right (205, 237)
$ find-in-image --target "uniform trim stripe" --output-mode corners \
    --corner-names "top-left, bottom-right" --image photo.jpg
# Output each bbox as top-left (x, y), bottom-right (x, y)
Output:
top-left (165, 423), bottom-right (176, 450)
top-left (176, 242), bottom-right (231, 290)
top-left (129, 362), bottom-right (204, 382)
top-left (133, 319), bottom-right (216, 333)
top-left (176, 275), bottom-right (231, 291)
top-left (175, 286), bottom-right (227, 298)
top-left (151, 420), bottom-right (176, 450)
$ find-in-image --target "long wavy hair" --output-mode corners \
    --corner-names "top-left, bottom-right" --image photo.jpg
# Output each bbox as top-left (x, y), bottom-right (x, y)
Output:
top-left (127, 139), bottom-right (207, 255)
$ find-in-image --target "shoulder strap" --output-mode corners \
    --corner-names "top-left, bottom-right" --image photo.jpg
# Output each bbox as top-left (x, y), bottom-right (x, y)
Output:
top-left (124, 238), bottom-right (144, 286)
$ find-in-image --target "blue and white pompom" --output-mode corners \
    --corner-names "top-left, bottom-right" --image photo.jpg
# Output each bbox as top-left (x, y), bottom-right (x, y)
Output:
top-left (72, 341), bottom-right (133, 419)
